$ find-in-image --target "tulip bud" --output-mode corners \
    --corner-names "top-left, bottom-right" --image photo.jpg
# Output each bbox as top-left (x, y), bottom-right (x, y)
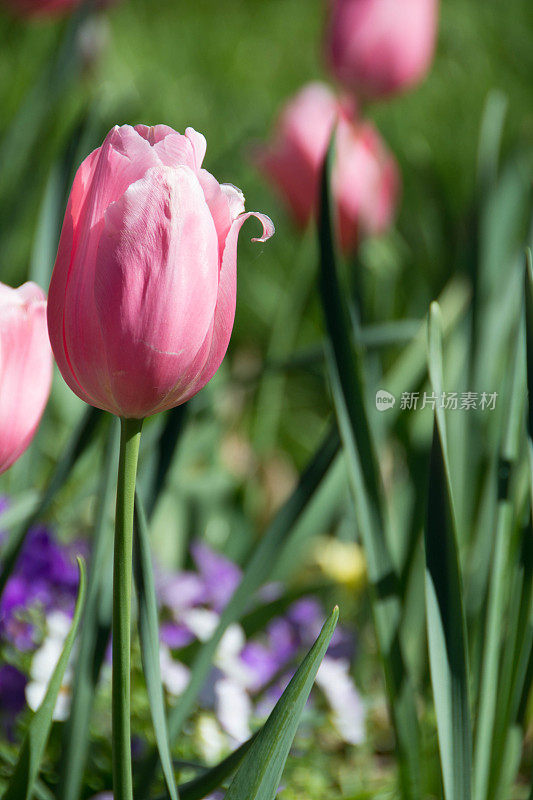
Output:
top-left (0, 282), bottom-right (52, 475)
top-left (326, 0), bottom-right (439, 99)
top-left (47, 124), bottom-right (274, 419)
top-left (255, 82), bottom-right (399, 252)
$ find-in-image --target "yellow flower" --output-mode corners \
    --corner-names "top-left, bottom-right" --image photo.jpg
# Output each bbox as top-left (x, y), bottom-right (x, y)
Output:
top-left (313, 538), bottom-right (366, 590)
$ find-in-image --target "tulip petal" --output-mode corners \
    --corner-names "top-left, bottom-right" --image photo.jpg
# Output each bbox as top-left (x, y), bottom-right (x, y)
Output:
top-left (92, 165), bottom-right (220, 417)
top-left (0, 284), bottom-right (52, 475)
top-left (166, 211), bottom-right (275, 409)
top-left (185, 127), bottom-right (207, 170)
top-left (47, 148), bottom-right (101, 407)
top-left (135, 124), bottom-right (200, 171)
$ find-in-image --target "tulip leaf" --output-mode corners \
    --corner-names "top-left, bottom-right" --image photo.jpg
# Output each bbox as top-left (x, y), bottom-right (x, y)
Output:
top-left (0, 491), bottom-right (40, 530)
top-left (224, 607), bottom-right (338, 800)
top-left (58, 420), bottom-right (119, 800)
top-left (524, 249), bottom-right (533, 437)
top-left (425, 303), bottom-right (472, 800)
top-left (135, 423), bottom-right (340, 798)
top-left (317, 136), bottom-right (421, 799)
top-left (0, 745), bottom-right (55, 800)
top-left (487, 514), bottom-right (533, 800)
top-left (133, 491), bottom-right (179, 800)
top-left (3, 558), bottom-right (86, 800)
top-left (473, 296), bottom-right (525, 800)
top-left (152, 735), bottom-right (257, 800)
top-left (0, 406), bottom-right (102, 603)
top-left (144, 404), bottom-right (188, 519)
top-left (476, 91), bottom-right (508, 199)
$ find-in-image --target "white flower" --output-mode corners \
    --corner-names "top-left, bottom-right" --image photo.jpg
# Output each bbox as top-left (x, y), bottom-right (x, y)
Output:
top-left (181, 608), bottom-right (219, 640)
top-left (159, 644), bottom-right (190, 697)
top-left (316, 657), bottom-right (365, 745)
top-left (25, 611), bottom-right (73, 721)
top-left (214, 678), bottom-right (252, 743)
top-left (181, 609), bottom-right (254, 686)
top-left (196, 714), bottom-right (228, 765)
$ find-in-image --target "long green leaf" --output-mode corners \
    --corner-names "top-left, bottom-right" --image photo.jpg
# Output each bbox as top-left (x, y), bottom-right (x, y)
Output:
top-left (425, 302), bottom-right (472, 800)
top-left (59, 419), bottom-right (119, 800)
top-left (318, 137), bottom-right (420, 799)
top-left (3, 559), bottom-right (86, 800)
top-left (0, 745), bottom-right (55, 800)
top-left (476, 91), bottom-right (508, 200)
top-left (488, 514), bottom-right (533, 800)
top-left (144, 404), bottom-right (188, 519)
top-left (224, 607), bottom-right (338, 800)
top-left (135, 423), bottom-right (339, 797)
top-left (133, 492), bottom-right (179, 800)
top-left (152, 735), bottom-right (257, 800)
top-left (473, 301), bottom-right (525, 800)
top-left (524, 249), bottom-right (533, 437)
top-left (0, 406), bottom-right (102, 602)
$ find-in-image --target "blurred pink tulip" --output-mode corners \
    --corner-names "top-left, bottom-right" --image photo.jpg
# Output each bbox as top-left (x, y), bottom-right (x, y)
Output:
top-left (1, 0), bottom-right (116, 19)
top-left (255, 82), bottom-right (399, 252)
top-left (0, 282), bottom-right (52, 475)
top-left (326, 0), bottom-right (439, 98)
top-left (47, 124), bottom-right (274, 419)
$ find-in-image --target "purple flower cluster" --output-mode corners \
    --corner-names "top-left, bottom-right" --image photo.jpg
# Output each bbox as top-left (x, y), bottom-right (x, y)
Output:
top-left (0, 499), bottom-right (365, 749)
top-left (156, 542), bottom-right (365, 747)
top-left (0, 500), bottom-right (83, 731)
top-left (0, 526), bottom-right (81, 651)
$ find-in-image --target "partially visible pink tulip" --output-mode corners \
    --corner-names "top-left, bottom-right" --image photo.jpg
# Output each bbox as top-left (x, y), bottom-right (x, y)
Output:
top-left (255, 82), bottom-right (399, 252)
top-left (0, 282), bottom-right (52, 475)
top-left (1, 0), bottom-right (116, 19)
top-left (47, 124), bottom-right (274, 419)
top-left (326, 0), bottom-right (439, 98)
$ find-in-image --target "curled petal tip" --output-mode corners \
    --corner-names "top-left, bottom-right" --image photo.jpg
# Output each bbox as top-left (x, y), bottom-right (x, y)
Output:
top-left (245, 212), bottom-right (275, 243)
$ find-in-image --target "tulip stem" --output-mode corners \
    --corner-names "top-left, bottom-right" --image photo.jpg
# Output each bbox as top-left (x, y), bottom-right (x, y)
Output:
top-left (112, 416), bottom-right (143, 800)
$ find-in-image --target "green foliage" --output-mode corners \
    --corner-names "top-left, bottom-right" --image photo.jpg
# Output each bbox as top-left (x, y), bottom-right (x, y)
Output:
top-left (224, 607), bottom-right (338, 800)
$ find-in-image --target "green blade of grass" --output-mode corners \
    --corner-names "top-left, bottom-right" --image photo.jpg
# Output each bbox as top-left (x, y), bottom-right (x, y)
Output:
top-left (133, 491), bottom-right (179, 800)
top-left (425, 303), bottom-right (472, 800)
top-left (58, 419), bottom-right (119, 800)
top-left (224, 607), bottom-right (338, 800)
top-left (318, 137), bottom-right (420, 799)
top-left (0, 406), bottom-right (102, 603)
top-left (3, 559), bottom-right (86, 800)
top-left (135, 423), bottom-right (339, 798)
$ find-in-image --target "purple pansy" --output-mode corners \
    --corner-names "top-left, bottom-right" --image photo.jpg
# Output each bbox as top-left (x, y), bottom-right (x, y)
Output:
top-left (191, 541), bottom-right (242, 612)
top-left (0, 663), bottom-right (27, 737)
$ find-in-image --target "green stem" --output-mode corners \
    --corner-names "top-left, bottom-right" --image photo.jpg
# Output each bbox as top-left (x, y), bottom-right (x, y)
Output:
top-left (112, 417), bottom-right (143, 800)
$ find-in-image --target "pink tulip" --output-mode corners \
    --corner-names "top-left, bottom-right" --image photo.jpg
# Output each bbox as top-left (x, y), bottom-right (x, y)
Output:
top-left (0, 282), bottom-right (52, 475)
top-left (255, 82), bottom-right (399, 252)
top-left (1, 0), bottom-right (116, 18)
top-left (47, 124), bottom-right (274, 419)
top-left (326, 0), bottom-right (439, 98)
